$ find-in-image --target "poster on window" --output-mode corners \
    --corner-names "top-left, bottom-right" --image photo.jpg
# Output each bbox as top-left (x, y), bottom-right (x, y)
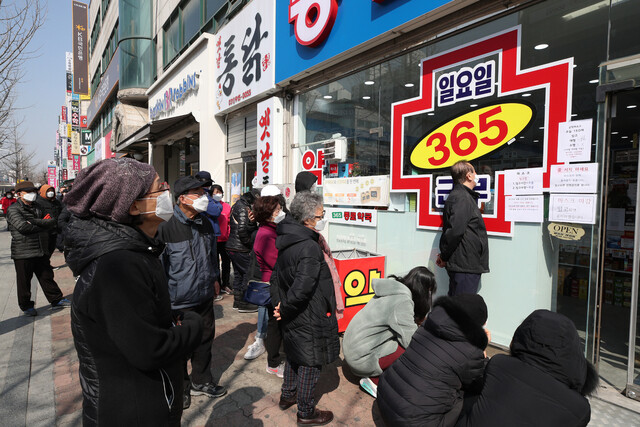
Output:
top-left (323, 176), bottom-right (390, 207)
top-left (388, 27), bottom-right (574, 237)
top-left (214, 1), bottom-right (275, 114)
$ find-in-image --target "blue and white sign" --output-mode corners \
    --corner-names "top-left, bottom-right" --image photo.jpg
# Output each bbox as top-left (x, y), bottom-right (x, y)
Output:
top-left (276, 0), bottom-right (453, 84)
top-left (149, 72), bottom-right (199, 120)
top-left (435, 175), bottom-right (491, 209)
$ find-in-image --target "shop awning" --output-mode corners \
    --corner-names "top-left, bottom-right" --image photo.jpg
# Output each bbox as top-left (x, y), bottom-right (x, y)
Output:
top-left (115, 113), bottom-right (196, 152)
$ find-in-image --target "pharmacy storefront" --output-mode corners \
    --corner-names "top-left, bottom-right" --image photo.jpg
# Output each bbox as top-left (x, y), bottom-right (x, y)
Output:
top-left (276, 0), bottom-right (640, 397)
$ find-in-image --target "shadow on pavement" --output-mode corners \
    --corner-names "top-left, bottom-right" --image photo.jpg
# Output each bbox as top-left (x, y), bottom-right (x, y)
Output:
top-left (205, 387), bottom-right (265, 426)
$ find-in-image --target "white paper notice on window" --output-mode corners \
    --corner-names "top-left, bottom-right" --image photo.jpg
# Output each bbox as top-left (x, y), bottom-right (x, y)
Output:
top-left (557, 119), bottom-right (592, 163)
top-left (504, 168), bottom-right (543, 195)
top-left (549, 194), bottom-right (597, 224)
top-left (549, 163), bottom-right (598, 193)
top-left (504, 195), bottom-right (544, 223)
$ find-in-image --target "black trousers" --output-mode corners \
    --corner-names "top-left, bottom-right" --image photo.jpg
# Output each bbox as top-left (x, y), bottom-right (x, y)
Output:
top-left (447, 271), bottom-right (481, 296)
top-left (266, 304), bottom-right (283, 368)
top-left (217, 240), bottom-right (231, 289)
top-left (182, 299), bottom-right (215, 388)
top-left (14, 256), bottom-right (63, 311)
top-left (227, 250), bottom-right (251, 295)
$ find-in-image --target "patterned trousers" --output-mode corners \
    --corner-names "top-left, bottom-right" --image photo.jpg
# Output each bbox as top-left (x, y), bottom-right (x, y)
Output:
top-left (281, 359), bottom-right (321, 418)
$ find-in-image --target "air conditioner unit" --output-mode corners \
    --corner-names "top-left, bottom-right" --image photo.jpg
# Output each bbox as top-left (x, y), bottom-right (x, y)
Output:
top-left (323, 136), bottom-right (347, 162)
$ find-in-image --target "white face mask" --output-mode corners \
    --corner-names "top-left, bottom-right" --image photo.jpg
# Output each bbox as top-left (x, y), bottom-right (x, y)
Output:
top-left (314, 218), bottom-right (327, 231)
top-left (273, 210), bottom-right (286, 223)
top-left (212, 193), bottom-right (223, 202)
top-left (473, 175), bottom-right (480, 185)
top-left (310, 183), bottom-right (318, 192)
top-left (191, 194), bottom-right (210, 213)
top-left (23, 192), bottom-right (37, 202)
top-left (139, 190), bottom-right (174, 222)
top-left (46, 191), bottom-right (55, 198)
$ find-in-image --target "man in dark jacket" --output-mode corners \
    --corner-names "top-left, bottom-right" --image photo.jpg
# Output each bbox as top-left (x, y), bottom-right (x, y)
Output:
top-left (377, 294), bottom-right (489, 427)
top-left (226, 189), bottom-right (259, 312)
top-left (272, 191), bottom-right (339, 426)
top-left (157, 176), bottom-right (227, 410)
top-left (64, 158), bottom-right (203, 426)
top-left (456, 310), bottom-right (598, 427)
top-left (7, 181), bottom-right (70, 316)
top-left (37, 184), bottom-right (63, 255)
top-left (437, 161), bottom-right (489, 295)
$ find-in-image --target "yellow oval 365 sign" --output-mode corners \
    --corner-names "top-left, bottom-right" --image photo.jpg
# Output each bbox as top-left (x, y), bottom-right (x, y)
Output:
top-left (410, 103), bottom-right (534, 169)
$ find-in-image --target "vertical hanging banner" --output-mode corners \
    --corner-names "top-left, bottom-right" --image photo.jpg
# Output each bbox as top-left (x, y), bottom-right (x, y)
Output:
top-left (61, 106), bottom-right (67, 123)
top-left (390, 26), bottom-right (573, 236)
top-left (81, 130), bottom-right (91, 145)
top-left (71, 131), bottom-right (81, 155)
top-left (256, 97), bottom-right (284, 185)
top-left (72, 155), bottom-right (81, 171)
top-left (72, 1), bottom-right (88, 96)
top-left (47, 166), bottom-right (57, 187)
top-left (71, 100), bottom-right (80, 127)
top-left (214, 0), bottom-right (275, 114)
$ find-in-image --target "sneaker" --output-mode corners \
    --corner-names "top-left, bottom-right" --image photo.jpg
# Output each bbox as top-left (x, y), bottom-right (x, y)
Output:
top-left (51, 298), bottom-right (72, 310)
top-left (359, 377), bottom-right (377, 398)
top-left (237, 302), bottom-right (258, 313)
top-left (214, 294), bottom-right (224, 301)
top-left (266, 361), bottom-right (285, 378)
top-left (190, 382), bottom-right (227, 398)
top-left (221, 287), bottom-right (233, 295)
top-left (244, 339), bottom-right (265, 360)
top-left (23, 307), bottom-right (37, 317)
top-left (183, 392), bottom-right (191, 409)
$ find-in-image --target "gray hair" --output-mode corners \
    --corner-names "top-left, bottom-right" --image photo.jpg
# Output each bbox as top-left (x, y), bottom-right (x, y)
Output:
top-left (290, 191), bottom-right (323, 224)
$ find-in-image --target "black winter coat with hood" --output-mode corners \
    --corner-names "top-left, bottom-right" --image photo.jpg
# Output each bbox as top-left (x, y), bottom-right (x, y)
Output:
top-left (65, 216), bottom-right (203, 427)
top-left (226, 192), bottom-right (258, 253)
top-left (377, 297), bottom-right (489, 427)
top-left (456, 310), bottom-right (598, 427)
top-left (6, 199), bottom-right (56, 259)
top-left (271, 215), bottom-right (340, 367)
top-left (439, 184), bottom-right (489, 274)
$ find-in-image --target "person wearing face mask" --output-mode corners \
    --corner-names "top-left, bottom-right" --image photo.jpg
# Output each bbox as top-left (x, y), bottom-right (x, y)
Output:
top-left (37, 185), bottom-right (63, 255)
top-left (210, 184), bottom-right (232, 296)
top-left (6, 181), bottom-right (70, 316)
top-left (436, 161), bottom-right (489, 296)
top-left (63, 158), bottom-right (203, 426)
top-left (195, 171), bottom-right (224, 300)
top-left (241, 185), bottom-right (286, 373)
top-left (157, 175), bottom-right (227, 410)
top-left (1, 190), bottom-right (17, 216)
top-left (271, 191), bottom-right (340, 426)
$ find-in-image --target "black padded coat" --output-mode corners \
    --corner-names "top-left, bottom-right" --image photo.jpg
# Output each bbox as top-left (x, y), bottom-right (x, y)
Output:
top-left (377, 297), bottom-right (488, 427)
top-left (6, 199), bottom-right (56, 259)
top-left (66, 216), bottom-right (203, 426)
top-left (456, 310), bottom-right (598, 427)
top-left (271, 215), bottom-right (340, 367)
top-left (226, 192), bottom-right (258, 253)
top-left (439, 184), bottom-right (489, 274)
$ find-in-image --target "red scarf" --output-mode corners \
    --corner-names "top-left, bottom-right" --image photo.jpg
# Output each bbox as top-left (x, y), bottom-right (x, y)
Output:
top-left (317, 233), bottom-right (345, 320)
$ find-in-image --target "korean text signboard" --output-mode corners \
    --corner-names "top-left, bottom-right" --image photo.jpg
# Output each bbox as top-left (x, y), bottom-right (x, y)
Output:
top-left (72, 1), bottom-right (88, 96)
top-left (326, 208), bottom-right (378, 228)
top-left (47, 166), bottom-right (56, 188)
top-left (557, 119), bottom-right (592, 163)
top-left (549, 194), bottom-right (597, 224)
top-left (550, 163), bottom-right (598, 193)
top-left (324, 176), bottom-right (390, 207)
top-left (215, 1), bottom-right (275, 114)
top-left (71, 131), bottom-right (81, 155)
top-left (390, 27), bottom-right (574, 236)
top-left (71, 100), bottom-right (80, 127)
top-left (257, 99), bottom-right (275, 185)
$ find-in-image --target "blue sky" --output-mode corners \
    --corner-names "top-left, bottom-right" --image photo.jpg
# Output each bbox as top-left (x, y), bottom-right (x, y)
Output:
top-left (15, 0), bottom-right (73, 171)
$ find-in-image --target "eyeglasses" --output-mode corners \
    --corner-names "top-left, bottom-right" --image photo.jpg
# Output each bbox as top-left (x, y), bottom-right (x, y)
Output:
top-left (314, 210), bottom-right (326, 219)
top-left (146, 182), bottom-right (170, 196)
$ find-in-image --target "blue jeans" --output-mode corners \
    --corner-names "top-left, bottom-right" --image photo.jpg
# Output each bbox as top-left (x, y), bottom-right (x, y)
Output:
top-left (257, 305), bottom-right (268, 339)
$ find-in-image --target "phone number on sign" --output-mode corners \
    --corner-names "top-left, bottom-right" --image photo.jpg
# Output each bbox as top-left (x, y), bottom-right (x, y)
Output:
top-left (228, 89), bottom-right (252, 106)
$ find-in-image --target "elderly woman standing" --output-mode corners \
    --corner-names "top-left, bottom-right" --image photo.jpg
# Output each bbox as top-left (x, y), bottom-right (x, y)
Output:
top-left (272, 191), bottom-right (339, 426)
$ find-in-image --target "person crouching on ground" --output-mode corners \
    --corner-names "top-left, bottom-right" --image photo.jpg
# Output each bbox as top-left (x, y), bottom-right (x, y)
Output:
top-left (272, 191), bottom-right (340, 426)
top-left (377, 294), bottom-right (490, 427)
top-left (343, 266), bottom-right (436, 398)
top-left (64, 158), bottom-right (204, 426)
top-left (456, 310), bottom-right (598, 427)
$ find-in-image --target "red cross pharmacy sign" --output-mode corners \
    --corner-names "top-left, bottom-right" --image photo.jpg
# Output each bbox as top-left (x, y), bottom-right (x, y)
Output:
top-left (390, 27), bottom-right (573, 236)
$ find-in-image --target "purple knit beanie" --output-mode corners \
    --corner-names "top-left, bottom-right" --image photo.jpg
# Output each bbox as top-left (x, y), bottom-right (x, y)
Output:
top-left (64, 158), bottom-right (157, 223)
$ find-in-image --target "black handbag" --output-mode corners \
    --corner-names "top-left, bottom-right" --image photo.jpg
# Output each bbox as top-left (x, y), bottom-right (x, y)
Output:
top-left (244, 280), bottom-right (272, 306)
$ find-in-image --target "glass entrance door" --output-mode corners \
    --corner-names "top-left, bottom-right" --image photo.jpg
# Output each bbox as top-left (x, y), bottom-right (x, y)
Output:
top-left (598, 88), bottom-right (640, 395)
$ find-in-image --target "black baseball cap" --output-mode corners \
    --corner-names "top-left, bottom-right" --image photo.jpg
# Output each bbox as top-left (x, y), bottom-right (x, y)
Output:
top-left (195, 171), bottom-right (213, 186)
top-left (174, 176), bottom-right (205, 200)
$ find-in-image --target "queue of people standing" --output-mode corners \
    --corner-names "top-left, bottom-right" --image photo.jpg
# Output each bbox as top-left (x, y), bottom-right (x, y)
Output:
top-left (3, 157), bottom-right (601, 426)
